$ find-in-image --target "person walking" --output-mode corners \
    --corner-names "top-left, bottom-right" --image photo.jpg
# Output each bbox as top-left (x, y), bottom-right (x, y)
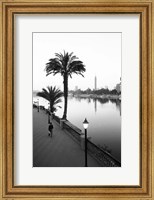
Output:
top-left (48, 122), bottom-right (53, 137)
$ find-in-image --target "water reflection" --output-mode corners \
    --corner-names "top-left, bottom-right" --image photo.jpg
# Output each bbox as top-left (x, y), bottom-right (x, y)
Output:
top-left (109, 99), bottom-right (121, 116)
top-left (87, 98), bottom-right (91, 104)
top-left (91, 97), bottom-right (121, 115)
top-left (94, 99), bottom-right (97, 113)
top-left (96, 98), bottom-right (109, 105)
top-left (68, 96), bottom-right (121, 162)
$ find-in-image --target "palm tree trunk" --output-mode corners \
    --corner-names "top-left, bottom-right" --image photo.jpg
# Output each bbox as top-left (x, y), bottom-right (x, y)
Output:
top-left (62, 73), bottom-right (68, 119)
top-left (50, 101), bottom-right (52, 112)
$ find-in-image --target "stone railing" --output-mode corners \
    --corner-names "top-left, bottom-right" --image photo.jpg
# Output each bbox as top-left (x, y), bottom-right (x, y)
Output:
top-left (63, 121), bottom-right (82, 143)
top-left (51, 114), bottom-right (121, 167)
top-left (53, 114), bottom-right (60, 124)
top-left (87, 140), bottom-right (121, 167)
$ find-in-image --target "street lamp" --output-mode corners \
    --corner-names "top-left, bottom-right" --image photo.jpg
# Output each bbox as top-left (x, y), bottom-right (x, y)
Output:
top-left (83, 118), bottom-right (89, 167)
top-left (37, 99), bottom-right (39, 112)
top-left (48, 102), bottom-right (50, 123)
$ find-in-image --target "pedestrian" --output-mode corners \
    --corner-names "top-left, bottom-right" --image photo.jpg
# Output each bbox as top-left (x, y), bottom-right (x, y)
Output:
top-left (48, 122), bottom-right (53, 137)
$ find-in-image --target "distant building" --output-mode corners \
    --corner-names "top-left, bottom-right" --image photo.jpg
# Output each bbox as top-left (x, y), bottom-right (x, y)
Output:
top-left (115, 78), bottom-right (121, 93)
top-left (116, 83), bottom-right (121, 93)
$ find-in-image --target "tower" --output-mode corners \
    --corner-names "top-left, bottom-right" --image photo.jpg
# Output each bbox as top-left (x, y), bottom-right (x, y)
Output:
top-left (75, 86), bottom-right (78, 91)
top-left (94, 76), bottom-right (97, 90)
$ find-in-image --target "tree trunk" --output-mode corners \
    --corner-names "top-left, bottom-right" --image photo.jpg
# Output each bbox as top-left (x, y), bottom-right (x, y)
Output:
top-left (62, 73), bottom-right (68, 119)
top-left (50, 101), bottom-right (54, 113)
top-left (50, 101), bottom-right (52, 112)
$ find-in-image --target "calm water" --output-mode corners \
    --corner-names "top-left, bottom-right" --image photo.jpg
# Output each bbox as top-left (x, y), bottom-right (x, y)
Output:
top-left (33, 96), bottom-right (121, 162)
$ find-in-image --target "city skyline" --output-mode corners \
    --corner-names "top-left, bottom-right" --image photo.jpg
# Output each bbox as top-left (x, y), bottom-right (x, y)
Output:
top-left (70, 76), bottom-right (121, 92)
top-left (33, 75), bottom-right (121, 93)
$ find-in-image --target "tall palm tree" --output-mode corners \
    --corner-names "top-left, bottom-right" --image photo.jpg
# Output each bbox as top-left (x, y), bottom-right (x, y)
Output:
top-left (37, 86), bottom-right (63, 113)
top-left (45, 51), bottom-right (86, 119)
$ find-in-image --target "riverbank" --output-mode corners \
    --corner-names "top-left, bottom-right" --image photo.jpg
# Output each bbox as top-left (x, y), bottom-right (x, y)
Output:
top-left (73, 94), bottom-right (121, 100)
top-left (33, 95), bottom-right (121, 162)
top-left (55, 116), bottom-right (121, 167)
top-left (33, 108), bottom-right (102, 167)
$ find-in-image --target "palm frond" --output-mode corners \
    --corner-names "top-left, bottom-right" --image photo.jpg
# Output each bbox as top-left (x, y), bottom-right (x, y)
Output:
top-left (37, 92), bottom-right (50, 101)
top-left (36, 86), bottom-right (63, 113)
top-left (45, 52), bottom-right (86, 78)
top-left (54, 99), bottom-right (62, 105)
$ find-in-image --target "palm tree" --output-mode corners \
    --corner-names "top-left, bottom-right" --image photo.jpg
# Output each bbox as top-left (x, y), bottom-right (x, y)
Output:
top-left (37, 86), bottom-right (63, 113)
top-left (45, 51), bottom-right (86, 119)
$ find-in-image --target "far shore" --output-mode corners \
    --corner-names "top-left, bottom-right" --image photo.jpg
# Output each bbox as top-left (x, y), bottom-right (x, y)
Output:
top-left (33, 91), bottom-right (121, 100)
top-left (70, 94), bottom-right (121, 100)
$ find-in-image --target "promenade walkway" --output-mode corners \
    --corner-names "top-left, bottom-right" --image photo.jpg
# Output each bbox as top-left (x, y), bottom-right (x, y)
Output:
top-left (33, 109), bottom-right (101, 167)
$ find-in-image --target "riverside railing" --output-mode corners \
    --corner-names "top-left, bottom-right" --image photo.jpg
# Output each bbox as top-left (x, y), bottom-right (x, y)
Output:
top-left (63, 121), bottom-right (81, 143)
top-left (51, 113), bottom-right (121, 167)
top-left (87, 140), bottom-right (121, 167)
top-left (53, 114), bottom-right (60, 124)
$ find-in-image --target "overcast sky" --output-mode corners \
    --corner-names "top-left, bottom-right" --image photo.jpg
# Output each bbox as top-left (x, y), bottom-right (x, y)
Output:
top-left (33, 32), bottom-right (121, 91)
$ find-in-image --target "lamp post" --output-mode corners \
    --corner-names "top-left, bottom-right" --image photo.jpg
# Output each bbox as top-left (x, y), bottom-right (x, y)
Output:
top-left (83, 118), bottom-right (89, 167)
top-left (37, 99), bottom-right (39, 112)
top-left (48, 102), bottom-right (50, 124)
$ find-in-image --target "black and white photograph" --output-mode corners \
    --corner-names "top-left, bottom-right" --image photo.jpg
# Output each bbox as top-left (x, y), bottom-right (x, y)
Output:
top-left (33, 32), bottom-right (121, 167)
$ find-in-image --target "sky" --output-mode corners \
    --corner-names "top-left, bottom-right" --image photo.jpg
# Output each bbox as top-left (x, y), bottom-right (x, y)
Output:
top-left (33, 32), bottom-right (121, 91)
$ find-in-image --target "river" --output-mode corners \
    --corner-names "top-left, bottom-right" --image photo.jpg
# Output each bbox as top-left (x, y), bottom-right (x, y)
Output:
top-left (33, 95), bottom-right (121, 162)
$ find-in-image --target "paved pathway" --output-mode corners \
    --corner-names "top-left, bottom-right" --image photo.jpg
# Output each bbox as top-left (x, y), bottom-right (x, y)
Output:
top-left (33, 109), bottom-right (101, 167)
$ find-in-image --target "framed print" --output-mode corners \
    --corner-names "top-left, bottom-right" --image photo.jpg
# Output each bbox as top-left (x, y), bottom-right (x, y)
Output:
top-left (0, 0), bottom-right (153, 199)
